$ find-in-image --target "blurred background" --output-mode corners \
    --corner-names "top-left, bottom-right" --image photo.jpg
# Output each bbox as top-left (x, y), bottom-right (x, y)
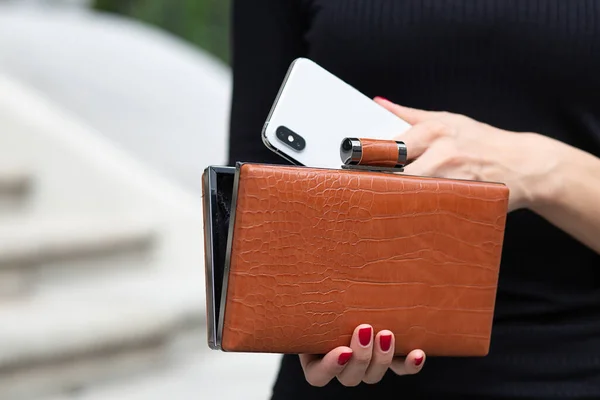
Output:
top-left (0, 0), bottom-right (281, 399)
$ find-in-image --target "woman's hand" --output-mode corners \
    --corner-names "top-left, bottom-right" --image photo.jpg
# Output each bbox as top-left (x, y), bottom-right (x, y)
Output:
top-left (299, 324), bottom-right (425, 387)
top-left (374, 97), bottom-right (560, 212)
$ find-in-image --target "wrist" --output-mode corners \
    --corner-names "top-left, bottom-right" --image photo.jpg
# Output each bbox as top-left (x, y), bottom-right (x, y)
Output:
top-left (519, 132), bottom-right (566, 211)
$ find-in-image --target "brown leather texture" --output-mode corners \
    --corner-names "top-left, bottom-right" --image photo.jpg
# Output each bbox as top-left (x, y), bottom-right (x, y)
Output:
top-left (359, 138), bottom-right (399, 167)
top-left (221, 164), bottom-right (509, 356)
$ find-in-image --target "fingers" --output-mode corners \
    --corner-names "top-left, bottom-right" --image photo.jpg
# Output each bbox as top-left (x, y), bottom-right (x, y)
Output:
top-left (373, 97), bottom-right (455, 162)
top-left (337, 324), bottom-right (374, 386)
top-left (390, 120), bottom-right (455, 161)
top-left (300, 326), bottom-right (425, 388)
top-left (363, 330), bottom-right (395, 384)
top-left (390, 349), bottom-right (426, 376)
top-left (401, 141), bottom-right (447, 176)
top-left (374, 96), bottom-right (445, 124)
top-left (300, 346), bottom-right (353, 387)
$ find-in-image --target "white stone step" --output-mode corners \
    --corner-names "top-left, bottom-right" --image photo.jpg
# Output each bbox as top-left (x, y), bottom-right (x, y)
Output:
top-left (0, 217), bottom-right (156, 297)
top-left (42, 336), bottom-right (282, 400)
top-left (0, 268), bottom-right (206, 400)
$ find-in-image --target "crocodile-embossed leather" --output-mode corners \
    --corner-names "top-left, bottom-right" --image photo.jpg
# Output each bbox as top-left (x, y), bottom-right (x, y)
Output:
top-left (221, 164), bottom-right (509, 356)
top-left (359, 138), bottom-right (400, 167)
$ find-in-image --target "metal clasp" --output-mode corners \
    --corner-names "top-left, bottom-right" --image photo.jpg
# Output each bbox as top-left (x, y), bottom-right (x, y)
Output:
top-left (339, 138), bottom-right (407, 173)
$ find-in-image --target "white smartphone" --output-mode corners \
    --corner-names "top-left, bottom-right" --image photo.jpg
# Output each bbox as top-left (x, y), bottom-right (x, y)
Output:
top-left (262, 57), bottom-right (411, 169)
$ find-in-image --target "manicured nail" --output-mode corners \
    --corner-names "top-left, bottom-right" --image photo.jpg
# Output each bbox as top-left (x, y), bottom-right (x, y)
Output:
top-left (338, 352), bottom-right (352, 365)
top-left (414, 355), bottom-right (424, 366)
top-left (358, 327), bottom-right (372, 347)
top-left (379, 334), bottom-right (392, 352)
top-left (374, 96), bottom-right (389, 102)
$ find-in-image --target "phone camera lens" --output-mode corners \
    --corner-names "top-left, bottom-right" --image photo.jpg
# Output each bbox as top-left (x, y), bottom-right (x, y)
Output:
top-left (276, 126), bottom-right (305, 151)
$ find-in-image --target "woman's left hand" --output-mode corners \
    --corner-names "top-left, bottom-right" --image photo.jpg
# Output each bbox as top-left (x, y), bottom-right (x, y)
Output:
top-left (374, 97), bottom-right (559, 212)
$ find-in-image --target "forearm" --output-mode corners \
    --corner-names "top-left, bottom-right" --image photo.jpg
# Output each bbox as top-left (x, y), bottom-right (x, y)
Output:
top-left (527, 133), bottom-right (600, 254)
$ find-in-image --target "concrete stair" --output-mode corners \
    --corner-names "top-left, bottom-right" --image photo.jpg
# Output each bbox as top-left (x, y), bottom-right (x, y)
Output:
top-left (43, 345), bottom-right (283, 400)
top-left (0, 294), bottom-right (174, 399)
top-left (0, 268), bottom-right (205, 399)
top-left (0, 218), bottom-right (156, 267)
top-left (0, 71), bottom-right (208, 400)
top-left (0, 217), bottom-right (156, 297)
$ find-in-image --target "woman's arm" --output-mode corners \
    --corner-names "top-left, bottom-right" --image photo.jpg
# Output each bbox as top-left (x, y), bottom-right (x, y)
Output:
top-left (228, 0), bottom-right (307, 165)
top-left (528, 134), bottom-right (600, 254)
top-left (374, 97), bottom-right (600, 255)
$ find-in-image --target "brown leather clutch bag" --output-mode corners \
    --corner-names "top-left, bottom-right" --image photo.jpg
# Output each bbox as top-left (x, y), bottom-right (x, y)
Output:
top-left (203, 138), bottom-right (509, 357)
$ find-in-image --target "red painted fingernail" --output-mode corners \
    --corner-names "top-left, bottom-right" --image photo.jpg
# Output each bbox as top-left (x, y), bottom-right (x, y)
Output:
top-left (380, 334), bottom-right (392, 352)
top-left (414, 355), bottom-right (424, 366)
top-left (338, 352), bottom-right (352, 365)
top-left (358, 327), bottom-right (372, 347)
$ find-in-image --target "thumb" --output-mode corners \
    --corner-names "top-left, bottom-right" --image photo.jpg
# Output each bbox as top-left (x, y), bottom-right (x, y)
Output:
top-left (374, 97), bottom-right (442, 124)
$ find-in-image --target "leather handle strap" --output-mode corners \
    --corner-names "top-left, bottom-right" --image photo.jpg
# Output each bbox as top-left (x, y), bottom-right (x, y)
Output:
top-left (340, 138), bottom-right (407, 168)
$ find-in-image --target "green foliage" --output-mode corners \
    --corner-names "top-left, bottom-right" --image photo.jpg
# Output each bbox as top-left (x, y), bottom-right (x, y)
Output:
top-left (94, 0), bottom-right (231, 64)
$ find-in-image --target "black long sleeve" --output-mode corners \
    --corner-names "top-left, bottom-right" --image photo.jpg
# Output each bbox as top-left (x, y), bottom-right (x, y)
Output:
top-left (228, 0), bottom-right (307, 166)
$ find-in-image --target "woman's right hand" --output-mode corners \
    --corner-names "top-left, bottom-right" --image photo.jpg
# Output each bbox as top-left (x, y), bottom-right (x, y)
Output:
top-left (299, 324), bottom-right (426, 387)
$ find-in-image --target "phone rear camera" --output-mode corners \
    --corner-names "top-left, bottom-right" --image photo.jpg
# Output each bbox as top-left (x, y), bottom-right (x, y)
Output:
top-left (276, 126), bottom-right (306, 151)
